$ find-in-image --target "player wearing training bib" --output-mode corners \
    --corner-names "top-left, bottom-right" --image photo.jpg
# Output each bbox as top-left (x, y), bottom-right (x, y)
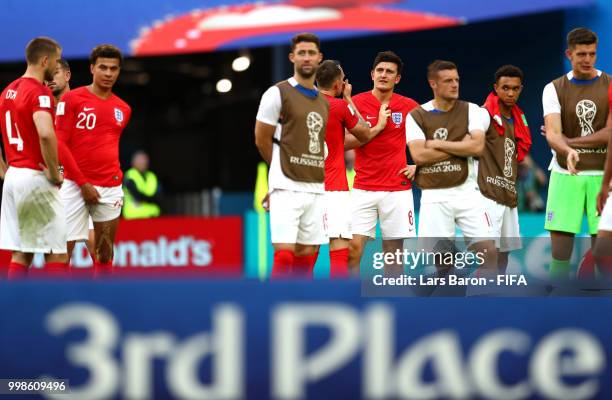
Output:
top-left (406, 60), bottom-right (496, 276)
top-left (348, 51), bottom-right (418, 273)
top-left (315, 60), bottom-right (390, 277)
top-left (0, 37), bottom-right (67, 279)
top-left (479, 65), bottom-right (532, 273)
top-left (55, 44), bottom-right (131, 277)
top-left (255, 33), bottom-right (328, 278)
top-left (543, 28), bottom-right (611, 279)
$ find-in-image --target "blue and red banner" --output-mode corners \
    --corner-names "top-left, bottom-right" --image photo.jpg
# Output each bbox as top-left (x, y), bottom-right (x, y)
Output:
top-left (0, 0), bottom-right (594, 61)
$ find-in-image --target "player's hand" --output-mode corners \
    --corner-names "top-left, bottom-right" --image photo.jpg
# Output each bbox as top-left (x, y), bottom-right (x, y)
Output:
top-left (597, 188), bottom-right (609, 216)
top-left (566, 149), bottom-right (580, 175)
top-left (40, 163), bottom-right (63, 187)
top-left (342, 79), bottom-right (353, 100)
top-left (398, 165), bottom-right (417, 180)
top-left (81, 183), bottom-right (101, 204)
top-left (376, 104), bottom-right (391, 129)
top-left (262, 192), bottom-right (270, 212)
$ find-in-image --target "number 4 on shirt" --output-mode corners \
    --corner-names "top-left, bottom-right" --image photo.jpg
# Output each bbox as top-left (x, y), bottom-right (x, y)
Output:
top-left (4, 110), bottom-right (24, 151)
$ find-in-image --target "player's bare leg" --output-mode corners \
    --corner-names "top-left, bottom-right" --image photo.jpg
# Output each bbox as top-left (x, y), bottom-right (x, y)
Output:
top-left (294, 243), bottom-right (320, 277)
top-left (329, 237), bottom-right (350, 278)
top-left (348, 234), bottom-right (369, 274)
top-left (382, 239), bottom-right (404, 277)
top-left (86, 229), bottom-right (96, 261)
top-left (93, 217), bottom-right (119, 277)
top-left (593, 231), bottom-right (612, 277)
top-left (549, 231), bottom-right (575, 280)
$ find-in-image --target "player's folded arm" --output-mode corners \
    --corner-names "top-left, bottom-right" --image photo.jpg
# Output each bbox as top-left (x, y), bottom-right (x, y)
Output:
top-left (407, 139), bottom-right (450, 166)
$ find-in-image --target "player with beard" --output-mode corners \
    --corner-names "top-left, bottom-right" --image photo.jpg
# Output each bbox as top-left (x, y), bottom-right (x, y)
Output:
top-left (315, 59), bottom-right (390, 277)
top-left (47, 59), bottom-right (97, 265)
top-left (255, 33), bottom-right (329, 277)
top-left (348, 51), bottom-right (418, 273)
top-left (0, 37), bottom-right (67, 278)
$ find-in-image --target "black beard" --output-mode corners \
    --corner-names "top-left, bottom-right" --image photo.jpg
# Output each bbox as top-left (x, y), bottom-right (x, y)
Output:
top-left (44, 69), bottom-right (54, 82)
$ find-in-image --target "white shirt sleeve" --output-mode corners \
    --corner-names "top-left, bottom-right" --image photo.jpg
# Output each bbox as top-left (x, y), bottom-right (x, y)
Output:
top-left (468, 103), bottom-right (489, 133)
top-left (256, 86), bottom-right (281, 125)
top-left (542, 82), bottom-right (561, 116)
top-left (405, 113), bottom-right (426, 143)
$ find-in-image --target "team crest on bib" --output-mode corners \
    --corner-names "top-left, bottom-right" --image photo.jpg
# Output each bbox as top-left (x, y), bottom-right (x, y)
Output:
top-left (114, 108), bottom-right (124, 122)
top-left (391, 112), bottom-right (403, 125)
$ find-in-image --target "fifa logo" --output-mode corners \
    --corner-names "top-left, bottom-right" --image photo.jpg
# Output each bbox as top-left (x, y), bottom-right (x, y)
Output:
top-left (306, 111), bottom-right (323, 154)
top-left (576, 99), bottom-right (596, 136)
top-left (504, 138), bottom-right (515, 178)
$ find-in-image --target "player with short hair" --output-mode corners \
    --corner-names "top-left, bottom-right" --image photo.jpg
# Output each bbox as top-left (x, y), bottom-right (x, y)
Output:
top-left (479, 65), bottom-right (532, 272)
top-left (47, 59), bottom-right (97, 263)
top-left (47, 58), bottom-right (71, 101)
top-left (255, 33), bottom-right (329, 277)
top-left (406, 60), bottom-right (496, 275)
top-left (348, 51), bottom-right (418, 273)
top-left (0, 36), bottom-right (67, 278)
top-left (315, 59), bottom-right (390, 277)
top-left (543, 28), bottom-right (611, 279)
top-left (55, 44), bottom-right (131, 277)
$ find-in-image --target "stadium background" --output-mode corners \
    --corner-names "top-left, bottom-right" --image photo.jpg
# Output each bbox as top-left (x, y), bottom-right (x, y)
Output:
top-left (2, 1), bottom-right (612, 398)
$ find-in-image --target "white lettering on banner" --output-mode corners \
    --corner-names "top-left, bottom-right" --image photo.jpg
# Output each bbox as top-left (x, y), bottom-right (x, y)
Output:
top-left (68, 236), bottom-right (212, 269)
top-left (40, 303), bottom-right (605, 399)
top-left (42, 304), bottom-right (243, 400)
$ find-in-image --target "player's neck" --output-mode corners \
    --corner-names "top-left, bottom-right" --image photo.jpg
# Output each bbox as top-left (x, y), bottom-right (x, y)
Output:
top-left (371, 88), bottom-right (392, 103)
top-left (55, 86), bottom-right (70, 103)
top-left (432, 97), bottom-right (456, 112)
top-left (572, 69), bottom-right (598, 80)
top-left (293, 73), bottom-right (316, 89)
top-left (88, 83), bottom-right (113, 99)
top-left (22, 66), bottom-right (45, 84)
top-left (319, 88), bottom-right (335, 97)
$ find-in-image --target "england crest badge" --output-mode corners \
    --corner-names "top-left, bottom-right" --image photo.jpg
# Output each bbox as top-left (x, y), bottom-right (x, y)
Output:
top-left (114, 108), bottom-right (124, 122)
top-left (391, 112), bottom-right (403, 125)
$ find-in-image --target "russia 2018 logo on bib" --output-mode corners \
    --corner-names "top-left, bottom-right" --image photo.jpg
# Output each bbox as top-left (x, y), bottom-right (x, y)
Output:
top-left (114, 108), bottom-right (124, 122)
top-left (391, 112), bottom-right (402, 126)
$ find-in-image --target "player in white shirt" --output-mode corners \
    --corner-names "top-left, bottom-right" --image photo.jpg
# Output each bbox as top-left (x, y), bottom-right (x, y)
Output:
top-left (255, 33), bottom-right (328, 278)
top-left (543, 28), bottom-right (611, 280)
top-left (406, 60), bottom-right (496, 275)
